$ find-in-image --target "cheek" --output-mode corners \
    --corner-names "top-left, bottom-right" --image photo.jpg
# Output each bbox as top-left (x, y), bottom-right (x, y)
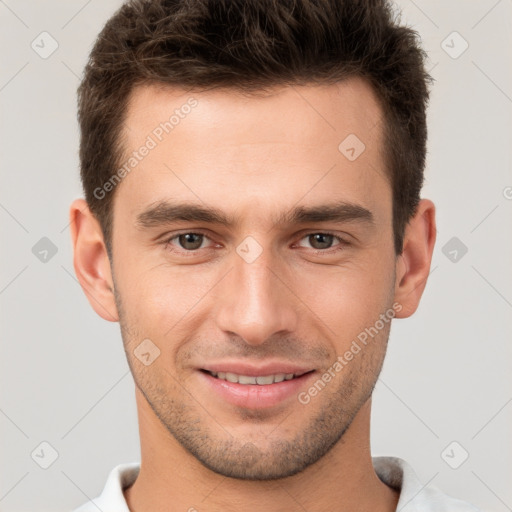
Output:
top-left (117, 262), bottom-right (218, 342)
top-left (299, 258), bottom-right (395, 335)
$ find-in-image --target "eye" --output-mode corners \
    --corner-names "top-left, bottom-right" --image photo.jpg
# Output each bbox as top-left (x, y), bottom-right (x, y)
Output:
top-left (296, 232), bottom-right (346, 252)
top-left (165, 232), bottom-right (213, 252)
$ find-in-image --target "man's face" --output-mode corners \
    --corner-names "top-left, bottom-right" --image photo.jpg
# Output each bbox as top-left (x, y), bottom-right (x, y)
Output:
top-left (111, 79), bottom-right (397, 479)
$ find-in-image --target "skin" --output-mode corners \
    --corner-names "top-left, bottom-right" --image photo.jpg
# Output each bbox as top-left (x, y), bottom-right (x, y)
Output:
top-left (70, 77), bottom-right (436, 512)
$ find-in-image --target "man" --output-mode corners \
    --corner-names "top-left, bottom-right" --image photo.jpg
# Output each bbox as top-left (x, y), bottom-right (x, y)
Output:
top-left (69, 0), bottom-right (481, 510)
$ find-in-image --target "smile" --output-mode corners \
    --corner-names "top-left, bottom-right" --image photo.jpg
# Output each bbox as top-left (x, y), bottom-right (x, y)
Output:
top-left (205, 370), bottom-right (305, 385)
top-left (199, 368), bottom-right (316, 409)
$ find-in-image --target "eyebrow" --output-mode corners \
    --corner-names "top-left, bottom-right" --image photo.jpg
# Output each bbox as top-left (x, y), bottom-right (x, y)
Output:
top-left (135, 199), bottom-right (374, 230)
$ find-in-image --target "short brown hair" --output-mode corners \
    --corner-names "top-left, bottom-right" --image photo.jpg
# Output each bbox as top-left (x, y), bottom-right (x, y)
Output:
top-left (77, 0), bottom-right (432, 256)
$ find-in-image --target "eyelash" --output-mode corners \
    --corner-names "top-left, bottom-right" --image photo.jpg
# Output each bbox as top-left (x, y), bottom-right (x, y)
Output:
top-left (162, 230), bottom-right (349, 257)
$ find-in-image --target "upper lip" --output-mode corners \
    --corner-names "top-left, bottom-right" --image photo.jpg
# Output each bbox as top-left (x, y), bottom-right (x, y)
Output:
top-left (199, 361), bottom-right (314, 377)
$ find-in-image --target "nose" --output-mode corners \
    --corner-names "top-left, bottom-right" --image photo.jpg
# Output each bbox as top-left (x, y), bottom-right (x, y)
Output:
top-left (215, 244), bottom-right (299, 346)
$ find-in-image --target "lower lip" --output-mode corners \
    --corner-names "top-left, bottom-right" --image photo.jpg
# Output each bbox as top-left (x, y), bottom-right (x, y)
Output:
top-left (198, 371), bottom-right (315, 409)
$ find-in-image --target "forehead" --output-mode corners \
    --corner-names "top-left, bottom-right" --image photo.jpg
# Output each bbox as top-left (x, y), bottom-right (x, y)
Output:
top-left (114, 78), bottom-right (389, 227)
top-left (123, 78), bottom-right (383, 147)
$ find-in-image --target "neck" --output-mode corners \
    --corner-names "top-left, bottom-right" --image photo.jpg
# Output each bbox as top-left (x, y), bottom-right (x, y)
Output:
top-left (124, 388), bottom-right (399, 512)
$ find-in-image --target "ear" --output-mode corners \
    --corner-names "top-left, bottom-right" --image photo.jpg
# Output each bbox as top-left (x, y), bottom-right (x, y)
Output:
top-left (393, 199), bottom-right (436, 318)
top-left (69, 198), bottom-right (119, 322)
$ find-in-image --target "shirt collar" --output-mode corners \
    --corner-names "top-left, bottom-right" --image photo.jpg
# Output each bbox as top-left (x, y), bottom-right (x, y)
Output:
top-left (77, 456), bottom-right (481, 512)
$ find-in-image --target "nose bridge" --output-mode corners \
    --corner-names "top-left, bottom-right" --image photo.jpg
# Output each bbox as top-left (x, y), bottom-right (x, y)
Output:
top-left (215, 240), bottom-right (298, 345)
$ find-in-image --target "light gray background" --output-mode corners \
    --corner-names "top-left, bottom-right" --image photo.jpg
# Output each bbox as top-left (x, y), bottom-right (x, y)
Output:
top-left (1, 1), bottom-right (511, 511)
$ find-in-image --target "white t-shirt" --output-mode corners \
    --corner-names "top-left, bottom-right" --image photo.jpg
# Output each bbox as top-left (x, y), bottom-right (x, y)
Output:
top-left (73, 456), bottom-right (483, 512)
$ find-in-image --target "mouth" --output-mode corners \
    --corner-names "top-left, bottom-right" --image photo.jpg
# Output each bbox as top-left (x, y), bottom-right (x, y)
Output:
top-left (201, 369), bottom-right (311, 385)
top-left (197, 365), bottom-right (316, 409)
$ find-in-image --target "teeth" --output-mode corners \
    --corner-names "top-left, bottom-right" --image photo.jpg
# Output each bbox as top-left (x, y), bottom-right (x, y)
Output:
top-left (209, 371), bottom-right (299, 385)
top-left (239, 375), bottom-right (257, 385)
top-left (256, 375), bottom-right (274, 385)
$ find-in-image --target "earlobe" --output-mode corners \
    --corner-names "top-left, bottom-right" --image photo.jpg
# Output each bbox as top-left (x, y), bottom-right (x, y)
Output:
top-left (69, 198), bottom-right (119, 322)
top-left (393, 199), bottom-right (436, 318)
